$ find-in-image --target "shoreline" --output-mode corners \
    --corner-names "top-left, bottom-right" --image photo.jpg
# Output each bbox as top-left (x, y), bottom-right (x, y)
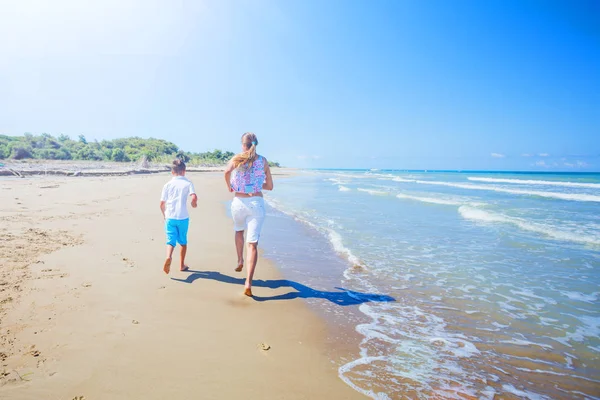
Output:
top-left (0, 160), bottom-right (295, 178)
top-left (0, 172), bottom-right (364, 399)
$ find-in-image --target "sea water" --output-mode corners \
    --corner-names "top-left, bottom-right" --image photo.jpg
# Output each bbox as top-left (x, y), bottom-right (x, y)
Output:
top-left (260, 170), bottom-right (600, 399)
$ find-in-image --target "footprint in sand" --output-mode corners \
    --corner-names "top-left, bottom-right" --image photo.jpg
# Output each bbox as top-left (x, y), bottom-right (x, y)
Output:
top-left (132, 320), bottom-right (140, 325)
top-left (257, 343), bottom-right (271, 351)
top-left (82, 283), bottom-right (92, 288)
top-left (122, 257), bottom-right (134, 267)
top-left (72, 396), bottom-right (85, 400)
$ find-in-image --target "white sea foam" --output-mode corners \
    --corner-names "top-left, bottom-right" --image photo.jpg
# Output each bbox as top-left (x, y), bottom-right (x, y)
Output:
top-left (501, 384), bottom-right (550, 400)
top-left (264, 197), bottom-right (365, 269)
top-left (385, 177), bottom-right (600, 202)
top-left (559, 291), bottom-right (599, 304)
top-left (458, 206), bottom-right (600, 246)
top-left (396, 193), bottom-right (464, 206)
top-left (468, 177), bottom-right (600, 189)
top-left (357, 188), bottom-right (389, 196)
top-left (499, 339), bottom-right (553, 350)
top-left (338, 185), bottom-right (351, 192)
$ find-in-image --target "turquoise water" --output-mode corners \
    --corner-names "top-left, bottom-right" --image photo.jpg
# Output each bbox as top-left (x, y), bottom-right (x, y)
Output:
top-left (261, 170), bottom-right (600, 399)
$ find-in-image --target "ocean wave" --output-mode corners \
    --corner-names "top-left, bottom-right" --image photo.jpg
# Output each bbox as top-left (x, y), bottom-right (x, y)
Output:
top-left (357, 188), bottom-right (389, 196)
top-left (412, 180), bottom-right (600, 203)
top-left (339, 303), bottom-right (487, 399)
top-left (458, 206), bottom-right (600, 246)
top-left (468, 177), bottom-right (600, 189)
top-left (374, 175), bottom-right (600, 201)
top-left (396, 193), bottom-right (470, 206)
top-left (264, 197), bottom-right (365, 268)
top-left (339, 185), bottom-right (351, 192)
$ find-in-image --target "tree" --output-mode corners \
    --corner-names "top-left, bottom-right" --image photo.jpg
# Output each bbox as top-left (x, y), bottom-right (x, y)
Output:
top-left (111, 148), bottom-right (128, 162)
top-left (11, 145), bottom-right (33, 159)
top-left (78, 134), bottom-right (87, 144)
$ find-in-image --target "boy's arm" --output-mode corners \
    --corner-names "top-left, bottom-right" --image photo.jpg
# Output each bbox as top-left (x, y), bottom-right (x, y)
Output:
top-left (189, 182), bottom-right (198, 208)
top-left (160, 201), bottom-right (166, 219)
top-left (224, 160), bottom-right (235, 192)
top-left (262, 158), bottom-right (274, 191)
top-left (160, 184), bottom-right (168, 219)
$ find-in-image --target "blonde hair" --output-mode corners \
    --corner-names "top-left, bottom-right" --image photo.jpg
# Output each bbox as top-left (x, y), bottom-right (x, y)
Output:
top-left (231, 132), bottom-right (259, 169)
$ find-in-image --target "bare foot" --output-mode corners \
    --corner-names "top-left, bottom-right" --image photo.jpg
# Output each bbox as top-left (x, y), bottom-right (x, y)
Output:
top-left (244, 287), bottom-right (253, 297)
top-left (235, 261), bottom-right (243, 272)
top-left (163, 258), bottom-right (171, 274)
top-left (180, 265), bottom-right (189, 272)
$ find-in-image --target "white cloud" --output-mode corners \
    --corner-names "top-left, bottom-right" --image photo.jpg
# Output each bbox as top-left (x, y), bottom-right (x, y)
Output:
top-left (538, 153), bottom-right (550, 157)
top-left (564, 160), bottom-right (589, 168)
top-left (296, 155), bottom-right (321, 160)
top-left (534, 160), bottom-right (548, 167)
top-left (521, 153), bottom-right (532, 157)
top-left (491, 153), bottom-right (505, 158)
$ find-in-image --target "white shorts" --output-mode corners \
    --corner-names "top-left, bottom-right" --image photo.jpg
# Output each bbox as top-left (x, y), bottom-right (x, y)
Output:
top-left (231, 197), bottom-right (266, 243)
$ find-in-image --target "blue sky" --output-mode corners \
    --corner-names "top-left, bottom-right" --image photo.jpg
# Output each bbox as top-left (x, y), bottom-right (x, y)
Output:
top-left (0, 0), bottom-right (598, 171)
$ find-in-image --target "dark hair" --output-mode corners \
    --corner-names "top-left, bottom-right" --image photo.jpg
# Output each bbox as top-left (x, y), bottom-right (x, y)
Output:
top-left (172, 159), bottom-right (186, 174)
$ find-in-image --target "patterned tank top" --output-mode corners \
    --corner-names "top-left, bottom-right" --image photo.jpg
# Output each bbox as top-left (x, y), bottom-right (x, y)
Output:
top-left (230, 155), bottom-right (266, 194)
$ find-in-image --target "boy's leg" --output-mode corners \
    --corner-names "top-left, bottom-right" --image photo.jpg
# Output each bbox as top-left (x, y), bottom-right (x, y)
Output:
top-left (180, 245), bottom-right (188, 271)
top-left (164, 219), bottom-right (177, 274)
top-left (235, 231), bottom-right (244, 271)
top-left (178, 219), bottom-right (190, 271)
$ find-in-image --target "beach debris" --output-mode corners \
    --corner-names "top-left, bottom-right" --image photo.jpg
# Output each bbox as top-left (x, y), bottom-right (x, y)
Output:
top-left (72, 396), bottom-right (85, 400)
top-left (30, 350), bottom-right (40, 357)
top-left (82, 282), bottom-right (92, 288)
top-left (258, 343), bottom-right (270, 351)
top-left (132, 320), bottom-right (140, 324)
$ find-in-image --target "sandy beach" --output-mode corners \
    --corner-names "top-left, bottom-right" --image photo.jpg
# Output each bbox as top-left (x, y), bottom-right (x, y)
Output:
top-left (0, 171), bottom-right (364, 399)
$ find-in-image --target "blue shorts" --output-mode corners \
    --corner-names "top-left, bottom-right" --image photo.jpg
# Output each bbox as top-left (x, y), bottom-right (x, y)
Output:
top-left (165, 218), bottom-right (189, 247)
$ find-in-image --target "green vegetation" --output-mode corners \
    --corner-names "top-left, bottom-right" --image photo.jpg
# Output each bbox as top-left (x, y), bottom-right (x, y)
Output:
top-left (0, 133), bottom-right (281, 167)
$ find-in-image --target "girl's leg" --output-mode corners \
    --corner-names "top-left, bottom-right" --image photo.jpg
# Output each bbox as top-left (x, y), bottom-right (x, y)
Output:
top-left (244, 242), bottom-right (258, 296)
top-left (235, 231), bottom-right (245, 271)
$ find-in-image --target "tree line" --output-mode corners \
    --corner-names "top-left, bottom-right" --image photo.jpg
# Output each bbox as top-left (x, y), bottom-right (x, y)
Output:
top-left (0, 133), bottom-right (280, 167)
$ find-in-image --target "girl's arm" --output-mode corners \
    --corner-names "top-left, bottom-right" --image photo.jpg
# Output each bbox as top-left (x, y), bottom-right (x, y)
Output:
top-left (224, 161), bottom-right (235, 192)
top-left (262, 159), bottom-right (274, 191)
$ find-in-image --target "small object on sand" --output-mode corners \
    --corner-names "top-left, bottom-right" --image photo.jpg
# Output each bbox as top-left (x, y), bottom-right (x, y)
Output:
top-left (258, 343), bottom-right (270, 351)
top-left (82, 283), bottom-right (92, 288)
top-left (132, 320), bottom-right (139, 324)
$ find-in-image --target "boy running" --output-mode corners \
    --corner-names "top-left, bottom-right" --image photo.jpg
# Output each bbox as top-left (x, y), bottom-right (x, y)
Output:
top-left (160, 159), bottom-right (197, 274)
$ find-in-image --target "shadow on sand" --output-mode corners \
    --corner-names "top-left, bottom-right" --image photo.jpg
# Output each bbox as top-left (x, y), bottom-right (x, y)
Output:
top-left (171, 270), bottom-right (395, 306)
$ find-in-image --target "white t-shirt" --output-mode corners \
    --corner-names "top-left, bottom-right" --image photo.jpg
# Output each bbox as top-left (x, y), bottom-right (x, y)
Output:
top-left (160, 176), bottom-right (196, 220)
